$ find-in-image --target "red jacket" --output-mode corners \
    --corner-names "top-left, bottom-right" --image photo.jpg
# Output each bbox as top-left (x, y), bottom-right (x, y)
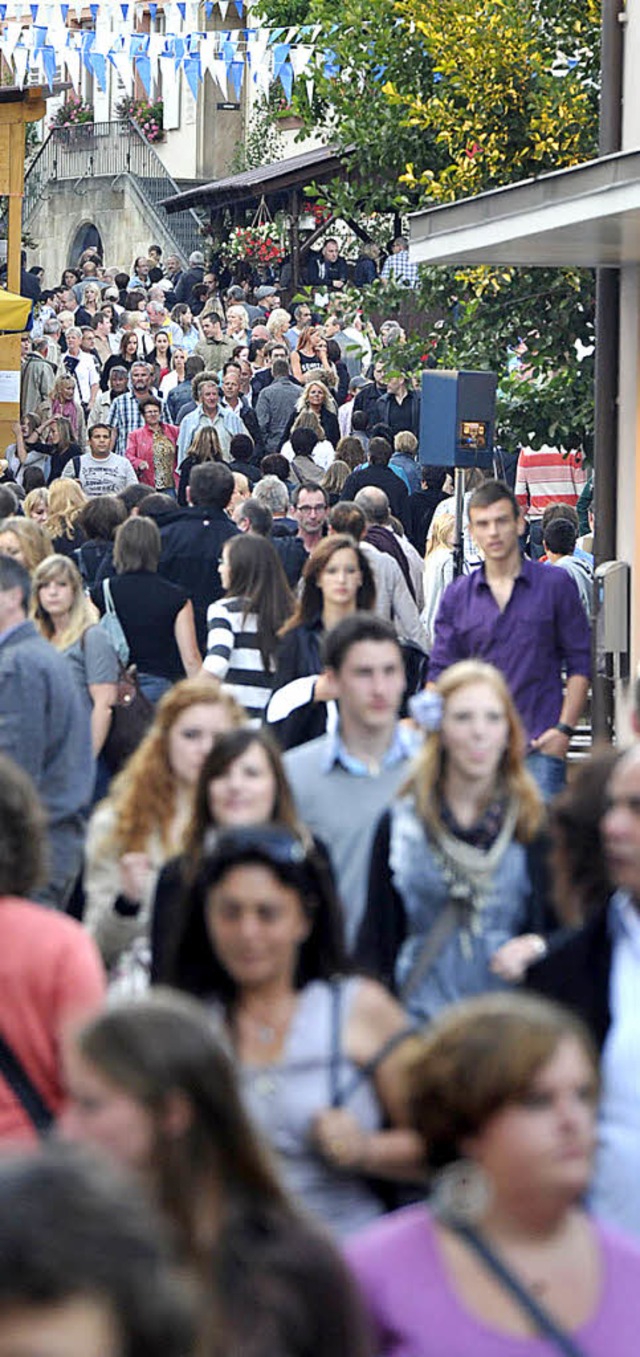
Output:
top-left (125, 422), bottom-right (179, 487)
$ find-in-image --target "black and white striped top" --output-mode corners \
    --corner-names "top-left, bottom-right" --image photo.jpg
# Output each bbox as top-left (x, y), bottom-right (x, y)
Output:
top-left (204, 596), bottom-right (275, 722)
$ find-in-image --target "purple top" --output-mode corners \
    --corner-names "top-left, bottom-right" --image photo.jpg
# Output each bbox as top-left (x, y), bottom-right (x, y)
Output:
top-left (345, 1205), bottom-right (640, 1357)
top-left (428, 558), bottom-right (591, 742)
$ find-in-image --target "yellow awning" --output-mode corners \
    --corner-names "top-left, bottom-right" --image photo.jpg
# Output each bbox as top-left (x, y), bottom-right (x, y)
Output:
top-left (0, 287), bottom-right (31, 332)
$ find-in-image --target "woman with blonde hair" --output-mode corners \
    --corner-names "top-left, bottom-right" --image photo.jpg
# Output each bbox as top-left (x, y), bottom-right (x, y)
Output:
top-left (83, 676), bottom-right (246, 988)
top-left (421, 510), bottom-right (455, 648)
top-left (46, 478), bottom-right (86, 556)
top-left (356, 660), bottom-right (551, 1023)
top-left (23, 486), bottom-right (49, 526)
top-left (0, 516), bottom-right (52, 574)
top-left (39, 373), bottom-right (86, 447)
top-left (321, 458), bottom-right (351, 503)
top-left (290, 325), bottom-right (333, 383)
top-left (285, 375), bottom-right (340, 450)
top-left (177, 424), bottom-right (223, 504)
top-left (32, 554), bottom-right (118, 757)
top-left (225, 304), bottom-right (250, 345)
top-left (265, 306), bottom-right (292, 344)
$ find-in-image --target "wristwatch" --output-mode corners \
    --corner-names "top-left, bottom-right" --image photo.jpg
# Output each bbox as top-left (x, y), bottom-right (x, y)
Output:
top-left (556, 721), bottom-right (575, 739)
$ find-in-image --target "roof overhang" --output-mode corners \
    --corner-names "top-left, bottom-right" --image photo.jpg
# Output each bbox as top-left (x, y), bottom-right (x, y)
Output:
top-left (409, 149), bottom-right (640, 268)
top-left (161, 144), bottom-right (354, 216)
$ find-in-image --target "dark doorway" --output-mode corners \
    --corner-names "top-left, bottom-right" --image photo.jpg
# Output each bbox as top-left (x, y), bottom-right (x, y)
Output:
top-left (69, 223), bottom-right (103, 265)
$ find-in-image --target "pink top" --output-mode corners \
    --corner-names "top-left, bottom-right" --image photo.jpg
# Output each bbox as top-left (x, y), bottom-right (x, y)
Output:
top-left (345, 1205), bottom-right (640, 1357)
top-left (0, 898), bottom-right (105, 1143)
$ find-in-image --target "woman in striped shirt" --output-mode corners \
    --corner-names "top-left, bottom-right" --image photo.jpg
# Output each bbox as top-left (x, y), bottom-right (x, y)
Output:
top-left (204, 534), bottom-right (294, 722)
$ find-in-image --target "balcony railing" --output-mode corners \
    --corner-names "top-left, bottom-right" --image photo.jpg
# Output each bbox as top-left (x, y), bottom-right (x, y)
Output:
top-left (23, 119), bottom-right (203, 261)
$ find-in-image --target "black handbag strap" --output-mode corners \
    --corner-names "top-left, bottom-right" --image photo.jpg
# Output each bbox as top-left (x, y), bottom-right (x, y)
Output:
top-left (328, 980), bottom-right (415, 1109)
top-left (0, 1033), bottom-right (54, 1135)
top-left (454, 1223), bottom-right (588, 1357)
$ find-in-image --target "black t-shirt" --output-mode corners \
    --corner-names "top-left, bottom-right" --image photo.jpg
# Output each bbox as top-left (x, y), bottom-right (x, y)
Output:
top-left (91, 570), bottom-right (190, 678)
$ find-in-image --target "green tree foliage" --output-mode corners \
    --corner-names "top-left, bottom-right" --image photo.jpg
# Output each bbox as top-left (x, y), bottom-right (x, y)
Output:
top-left (256, 0), bottom-right (601, 451)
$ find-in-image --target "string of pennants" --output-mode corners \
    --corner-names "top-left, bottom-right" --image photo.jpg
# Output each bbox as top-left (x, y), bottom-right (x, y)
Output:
top-left (0, 4), bottom-right (327, 102)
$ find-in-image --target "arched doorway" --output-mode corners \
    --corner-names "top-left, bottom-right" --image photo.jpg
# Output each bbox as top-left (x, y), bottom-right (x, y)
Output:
top-left (68, 222), bottom-right (103, 266)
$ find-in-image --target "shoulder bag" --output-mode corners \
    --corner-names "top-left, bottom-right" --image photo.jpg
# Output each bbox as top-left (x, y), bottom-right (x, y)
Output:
top-left (453, 1222), bottom-right (589, 1357)
top-left (98, 582), bottom-right (154, 774)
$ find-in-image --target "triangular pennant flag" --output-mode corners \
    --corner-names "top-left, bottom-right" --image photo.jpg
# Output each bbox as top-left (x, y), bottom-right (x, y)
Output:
top-left (229, 57), bottom-right (243, 97)
top-left (135, 52), bottom-right (151, 94)
top-left (217, 0), bottom-right (229, 19)
top-left (90, 50), bottom-right (107, 89)
top-left (29, 5), bottom-right (37, 20)
top-left (205, 1), bottom-right (213, 12)
top-left (177, 1), bottom-right (186, 15)
top-left (13, 43), bottom-right (29, 86)
top-left (278, 58), bottom-right (292, 102)
top-left (32, 24), bottom-right (46, 50)
top-left (59, 4), bottom-right (68, 16)
top-left (233, 0), bottom-right (242, 13)
top-left (41, 42), bottom-right (56, 88)
top-left (64, 46), bottom-right (80, 89)
top-left (211, 56), bottom-right (228, 94)
top-left (305, 76), bottom-right (314, 106)
top-left (0, 7), bottom-right (7, 18)
top-left (183, 52), bottom-right (201, 99)
top-left (289, 43), bottom-right (311, 77)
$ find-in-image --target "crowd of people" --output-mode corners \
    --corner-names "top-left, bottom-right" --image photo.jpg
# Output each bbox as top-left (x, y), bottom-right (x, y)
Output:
top-left (0, 239), bottom-right (637, 1357)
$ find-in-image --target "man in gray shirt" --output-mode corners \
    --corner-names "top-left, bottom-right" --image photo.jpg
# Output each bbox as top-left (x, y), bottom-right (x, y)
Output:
top-left (0, 555), bottom-right (94, 907)
top-left (62, 424), bottom-right (138, 496)
top-left (284, 614), bottom-right (420, 948)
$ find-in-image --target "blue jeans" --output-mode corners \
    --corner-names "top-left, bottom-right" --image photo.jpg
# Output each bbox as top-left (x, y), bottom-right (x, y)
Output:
top-left (526, 751), bottom-right (567, 802)
top-left (138, 672), bottom-right (172, 704)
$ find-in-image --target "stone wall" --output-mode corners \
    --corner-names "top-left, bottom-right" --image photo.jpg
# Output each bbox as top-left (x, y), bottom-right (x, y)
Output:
top-left (26, 177), bottom-right (188, 278)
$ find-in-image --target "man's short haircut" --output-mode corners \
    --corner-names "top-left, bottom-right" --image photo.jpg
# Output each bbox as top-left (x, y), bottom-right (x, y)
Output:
top-left (354, 487), bottom-right (390, 524)
top-left (0, 753), bottom-right (46, 895)
top-left (89, 422), bottom-right (111, 438)
top-left (114, 515), bottom-right (162, 573)
top-left (189, 461), bottom-right (234, 509)
top-left (253, 475), bottom-right (289, 515)
top-left (290, 427), bottom-right (318, 458)
top-left (193, 371), bottom-right (219, 401)
top-left (109, 365), bottom-right (129, 382)
top-left (92, 311), bottom-right (109, 329)
top-left (329, 501), bottom-right (366, 541)
top-left (0, 552), bottom-right (30, 608)
top-left (185, 354), bottom-right (205, 381)
top-left (271, 358), bottom-right (291, 380)
top-left (322, 612), bottom-right (401, 672)
top-left (0, 1145), bottom-right (193, 1357)
top-left (541, 501), bottom-right (580, 534)
top-left (291, 481), bottom-right (330, 508)
top-left (421, 464), bottom-right (448, 490)
top-left (369, 422), bottom-right (394, 444)
top-left (351, 409), bottom-right (368, 433)
top-left (368, 436), bottom-right (393, 467)
top-left (229, 433), bottom-right (255, 463)
top-left (65, 326), bottom-right (82, 341)
top-left (236, 497), bottom-right (272, 536)
top-left (468, 478), bottom-right (520, 520)
top-left (260, 453), bottom-right (289, 484)
top-left (118, 482), bottom-right (155, 514)
top-left (543, 517), bottom-right (578, 557)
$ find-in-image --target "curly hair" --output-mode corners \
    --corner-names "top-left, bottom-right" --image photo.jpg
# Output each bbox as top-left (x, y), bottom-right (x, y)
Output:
top-left (402, 659), bottom-right (543, 843)
top-left (47, 479), bottom-right (86, 541)
top-left (103, 677), bottom-right (247, 853)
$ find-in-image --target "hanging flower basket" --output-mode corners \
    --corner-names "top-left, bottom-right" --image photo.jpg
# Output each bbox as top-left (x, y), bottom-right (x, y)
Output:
top-left (115, 96), bottom-right (164, 143)
top-left (223, 223), bottom-right (285, 266)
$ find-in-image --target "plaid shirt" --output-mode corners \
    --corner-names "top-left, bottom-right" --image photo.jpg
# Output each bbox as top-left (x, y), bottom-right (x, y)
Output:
top-left (107, 392), bottom-right (145, 455)
top-left (381, 250), bottom-right (420, 289)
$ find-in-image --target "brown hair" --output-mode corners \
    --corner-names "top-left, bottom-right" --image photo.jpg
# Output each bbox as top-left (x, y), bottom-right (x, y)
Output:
top-left (403, 659), bottom-right (543, 842)
top-left (408, 991), bottom-right (599, 1169)
top-left (185, 728), bottom-right (300, 862)
top-left (103, 677), bottom-right (246, 854)
top-left (280, 534), bottom-right (376, 633)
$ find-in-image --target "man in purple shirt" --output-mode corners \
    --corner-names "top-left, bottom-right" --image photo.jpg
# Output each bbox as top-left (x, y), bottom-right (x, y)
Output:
top-left (429, 479), bottom-right (591, 798)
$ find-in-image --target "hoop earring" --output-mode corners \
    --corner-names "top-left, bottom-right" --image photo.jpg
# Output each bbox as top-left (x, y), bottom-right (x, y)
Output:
top-left (430, 1158), bottom-right (492, 1226)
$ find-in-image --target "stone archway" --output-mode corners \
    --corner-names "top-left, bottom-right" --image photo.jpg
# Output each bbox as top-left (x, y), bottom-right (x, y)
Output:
top-left (68, 221), bottom-right (104, 265)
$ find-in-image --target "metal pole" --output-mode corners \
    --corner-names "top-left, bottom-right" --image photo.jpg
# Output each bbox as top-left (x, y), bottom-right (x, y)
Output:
top-left (453, 467), bottom-right (465, 577)
top-left (592, 0), bottom-right (624, 739)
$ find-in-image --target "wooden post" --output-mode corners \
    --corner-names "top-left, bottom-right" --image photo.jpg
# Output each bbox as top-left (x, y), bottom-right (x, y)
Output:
top-left (290, 187), bottom-right (300, 292)
top-left (0, 88), bottom-right (45, 448)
